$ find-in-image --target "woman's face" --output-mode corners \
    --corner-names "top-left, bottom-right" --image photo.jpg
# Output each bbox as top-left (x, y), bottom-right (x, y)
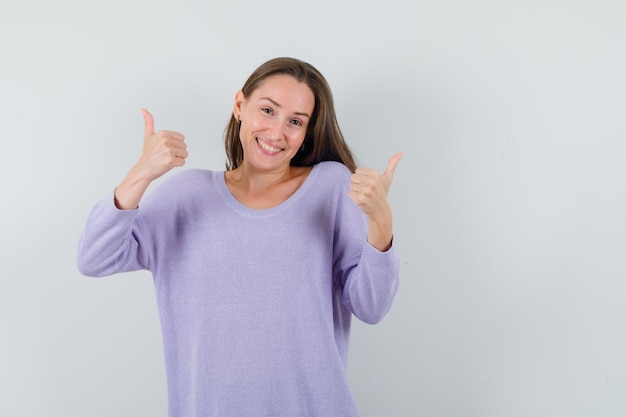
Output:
top-left (234, 74), bottom-right (315, 173)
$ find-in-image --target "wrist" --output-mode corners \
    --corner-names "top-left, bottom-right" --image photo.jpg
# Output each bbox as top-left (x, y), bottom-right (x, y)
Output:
top-left (367, 217), bottom-right (393, 252)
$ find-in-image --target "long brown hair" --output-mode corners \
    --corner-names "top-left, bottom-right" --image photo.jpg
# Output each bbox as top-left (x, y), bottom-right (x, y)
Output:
top-left (224, 57), bottom-right (357, 172)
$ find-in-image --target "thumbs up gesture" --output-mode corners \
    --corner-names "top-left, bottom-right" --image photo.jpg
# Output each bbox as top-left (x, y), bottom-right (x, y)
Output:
top-left (349, 152), bottom-right (403, 251)
top-left (113, 110), bottom-right (188, 210)
top-left (138, 109), bottom-right (188, 181)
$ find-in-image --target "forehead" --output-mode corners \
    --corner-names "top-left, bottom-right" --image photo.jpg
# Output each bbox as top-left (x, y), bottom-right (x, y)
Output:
top-left (250, 74), bottom-right (315, 113)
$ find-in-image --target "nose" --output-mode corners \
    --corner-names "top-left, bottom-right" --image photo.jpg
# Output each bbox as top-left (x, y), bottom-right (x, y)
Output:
top-left (267, 117), bottom-right (287, 140)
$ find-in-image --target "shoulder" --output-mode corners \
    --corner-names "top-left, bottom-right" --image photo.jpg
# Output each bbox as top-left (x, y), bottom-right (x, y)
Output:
top-left (151, 169), bottom-right (214, 193)
top-left (163, 168), bottom-right (214, 185)
top-left (305, 161), bottom-right (353, 202)
top-left (141, 168), bottom-right (219, 209)
top-left (314, 161), bottom-right (352, 183)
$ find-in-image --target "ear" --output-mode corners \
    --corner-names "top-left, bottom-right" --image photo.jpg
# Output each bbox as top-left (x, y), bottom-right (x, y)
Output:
top-left (233, 90), bottom-right (246, 120)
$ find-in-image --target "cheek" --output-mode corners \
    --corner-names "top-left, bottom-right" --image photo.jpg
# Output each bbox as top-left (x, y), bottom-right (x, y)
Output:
top-left (239, 120), bottom-right (256, 142)
top-left (242, 114), bottom-right (264, 134)
top-left (287, 133), bottom-right (306, 148)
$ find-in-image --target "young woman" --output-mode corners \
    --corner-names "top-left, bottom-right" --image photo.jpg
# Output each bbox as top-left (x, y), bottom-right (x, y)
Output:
top-left (78, 57), bottom-right (402, 417)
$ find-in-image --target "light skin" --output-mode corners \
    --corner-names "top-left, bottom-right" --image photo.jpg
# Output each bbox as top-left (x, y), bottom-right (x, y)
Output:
top-left (113, 108), bottom-right (188, 211)
top-left (349, 152), bottom-right (402, 251)
top-left (226, 75), bottom-right (315, 210)
top-left (113, 74), bottom-right (402, 251)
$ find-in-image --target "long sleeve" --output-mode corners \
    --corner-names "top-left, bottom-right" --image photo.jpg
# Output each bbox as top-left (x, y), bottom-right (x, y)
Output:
top-left (77, 191), bottom-right (150, 277)
top-left (337, 243), bottom-right (400, 324)
top-left (331, 164), bottom-right (400, 325)
top-left (76, 165), bottom-right (399, 416)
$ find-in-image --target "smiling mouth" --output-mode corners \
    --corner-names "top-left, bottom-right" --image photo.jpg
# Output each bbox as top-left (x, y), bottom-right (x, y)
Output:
top-left (256, 138), bottom-right (283, 154)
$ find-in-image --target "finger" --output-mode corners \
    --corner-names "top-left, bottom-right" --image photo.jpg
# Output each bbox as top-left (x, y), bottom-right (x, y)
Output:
top-left (352, 167), bottom-right (378, 182)
top-left (156, 130), bottom-right (186, 142)
top-left (348, 189), bottom-right (362, 205)
top-left (169, 137), bottom-right (187, 149)
top-left (141, 108), bottom-right (155, 136)
top-left (383, 152), bottom-right (403, 183)
top-left (350, 171), bottom-right (369, 185)
top-left (168, 131), bottom-right (185, 142)
top-left (172, 146), bottom-right (189, 159)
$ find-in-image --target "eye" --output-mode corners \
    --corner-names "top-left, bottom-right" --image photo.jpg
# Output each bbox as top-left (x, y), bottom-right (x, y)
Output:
top-left (261, 107), bottom-right (273, 115)
top-left (290, 119), bottom-right (303, 127)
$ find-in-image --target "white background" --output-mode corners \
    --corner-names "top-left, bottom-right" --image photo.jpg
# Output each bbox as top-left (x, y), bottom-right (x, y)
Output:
top-left (2, 0), bottom-right (625, 416)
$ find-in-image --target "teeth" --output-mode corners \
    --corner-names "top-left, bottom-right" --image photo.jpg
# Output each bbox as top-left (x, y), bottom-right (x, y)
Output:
top-left (258, 139), bottom-right (281, 154)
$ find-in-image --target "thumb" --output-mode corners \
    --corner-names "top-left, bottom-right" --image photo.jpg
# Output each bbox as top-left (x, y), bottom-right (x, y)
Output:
top-left (141, 108), bottom-right (155, 136)
top-left (383, 152), bottom-right (403, 184)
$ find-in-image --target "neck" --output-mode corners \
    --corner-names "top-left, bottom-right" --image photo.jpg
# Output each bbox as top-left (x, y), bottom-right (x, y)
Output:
top-left (228, 163), bottom-right (295, 194)
top-left (225, 163), bottom-right (312, 210)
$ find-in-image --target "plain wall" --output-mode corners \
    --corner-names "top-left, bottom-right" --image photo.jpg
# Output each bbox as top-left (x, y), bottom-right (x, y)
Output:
top-left (2, 0), bottom-right (625, 416)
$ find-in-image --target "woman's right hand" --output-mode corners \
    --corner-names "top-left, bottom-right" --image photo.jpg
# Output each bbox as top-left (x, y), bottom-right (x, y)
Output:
top-left (137, 108), bottom-right (188, 181)
top-left (113, 109), bottom-right (188, 210)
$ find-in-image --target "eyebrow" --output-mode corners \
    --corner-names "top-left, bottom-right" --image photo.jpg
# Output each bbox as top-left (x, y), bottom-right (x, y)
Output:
top-left (260, 97), bottom-right (311, 119)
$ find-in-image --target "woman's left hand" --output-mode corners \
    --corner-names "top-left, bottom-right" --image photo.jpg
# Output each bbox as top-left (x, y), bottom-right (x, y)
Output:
top-left (349, 152), bottom-right (403, 251)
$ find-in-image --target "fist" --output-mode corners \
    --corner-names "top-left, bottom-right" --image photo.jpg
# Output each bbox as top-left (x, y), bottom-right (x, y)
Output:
top-left (139, 108), bottom-right (188, 180)
top-left (349, 153), bottom-right (402, 217)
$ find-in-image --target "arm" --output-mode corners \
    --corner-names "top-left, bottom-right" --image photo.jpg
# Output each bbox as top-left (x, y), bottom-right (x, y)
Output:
top-left (77, 109), bottom-right (188, 276)
top-left (336, 243), bottom-right (400, 325)
top-left (77, 194), bottom-right (148, 277)
top-left (335, 154), bottom-right (403, 323)
top-left (115, 109), bottom-right (188, 209)
top-left (348, 153), bottom-right (402, 251)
